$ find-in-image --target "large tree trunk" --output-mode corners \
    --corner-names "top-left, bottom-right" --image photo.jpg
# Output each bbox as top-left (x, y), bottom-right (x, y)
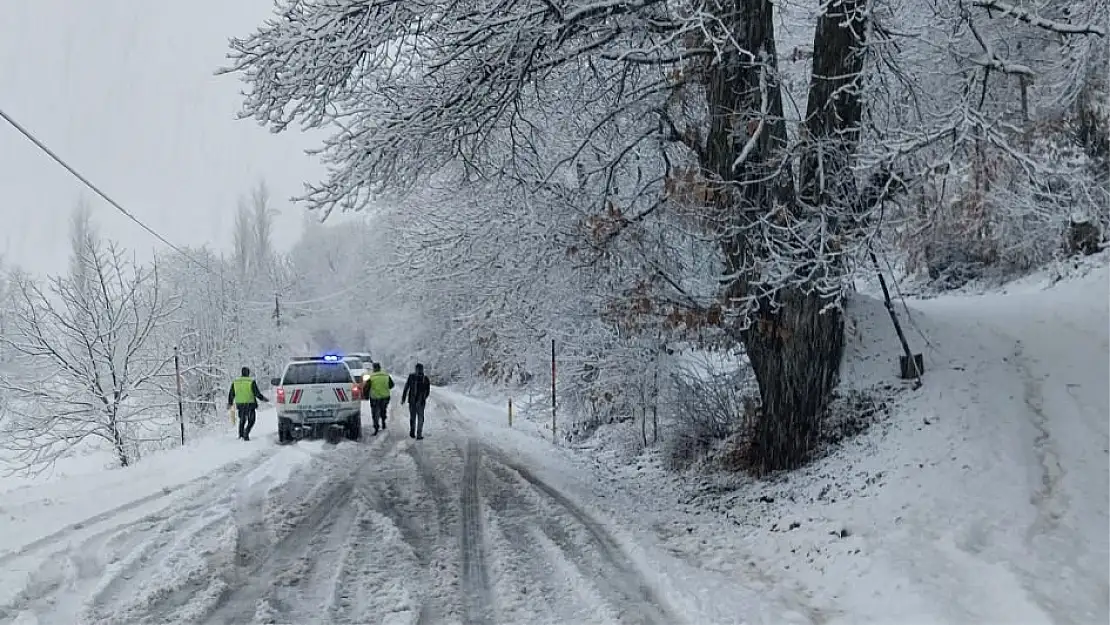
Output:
top-left (749, 0), bottom-right (868, 472)
top-left (702, 0), bottom-right (867, 473)
top-left (742, 288), bottom-right (845, 472)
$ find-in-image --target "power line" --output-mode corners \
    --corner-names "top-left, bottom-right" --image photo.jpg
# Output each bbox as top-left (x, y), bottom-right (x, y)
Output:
top-left (0, 106), bottom-right (208, 269)
top-left (1, 105), bottom-right (363, 309)
top-left (244, 283), bottom-right (365, 308)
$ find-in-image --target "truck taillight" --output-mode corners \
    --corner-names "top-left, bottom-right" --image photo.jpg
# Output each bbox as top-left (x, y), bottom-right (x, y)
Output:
top-left (351, 384), bottom-right (361, 400)
top-left (276, 387), bottom-right (285, 404)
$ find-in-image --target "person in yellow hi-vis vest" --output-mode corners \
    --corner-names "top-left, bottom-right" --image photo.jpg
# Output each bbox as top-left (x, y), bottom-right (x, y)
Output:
top-left (363, 363), bottom-right (394, 436)
top-left (227, 367), bottom-right (269, 441)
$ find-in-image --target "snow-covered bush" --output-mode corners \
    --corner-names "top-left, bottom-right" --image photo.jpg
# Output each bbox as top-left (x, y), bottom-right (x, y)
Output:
top-left (665, 364), bottom-right (757, 471)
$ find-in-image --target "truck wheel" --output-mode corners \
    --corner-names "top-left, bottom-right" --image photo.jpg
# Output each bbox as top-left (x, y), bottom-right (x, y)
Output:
top-left (346, 415), bottom-right (361, 441)
top-left (326, 424), bottom-right (343, 445)
top-left (278, 418), bottom-right (292, 444)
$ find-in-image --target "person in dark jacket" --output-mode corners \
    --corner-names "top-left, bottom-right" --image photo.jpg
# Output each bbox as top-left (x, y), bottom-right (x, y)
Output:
top-left (228, 366), bottom-right (269, 441)
top-left (401, 363), bottom-right (431, 439)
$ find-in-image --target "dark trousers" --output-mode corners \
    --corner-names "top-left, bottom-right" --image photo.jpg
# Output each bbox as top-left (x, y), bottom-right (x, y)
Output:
top-left (370, 398), bottom-right (389, 430)
top-left (409, 400), bottom-right (426, 437)
top-left (237, 404), bottom-right (257, 439)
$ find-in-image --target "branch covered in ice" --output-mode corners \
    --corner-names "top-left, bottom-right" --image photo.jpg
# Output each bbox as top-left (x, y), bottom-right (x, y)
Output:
top-left (972, 0), bottom-right (1106, 36)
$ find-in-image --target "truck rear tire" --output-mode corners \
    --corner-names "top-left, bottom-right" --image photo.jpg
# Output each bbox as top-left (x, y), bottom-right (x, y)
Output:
top-left (346, 415), bottom-right (361, 441)
top-left (278, 418), bottom-right (292, 444)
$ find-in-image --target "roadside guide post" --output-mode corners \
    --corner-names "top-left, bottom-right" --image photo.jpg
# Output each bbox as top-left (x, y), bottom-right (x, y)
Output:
top-left (551, 339), bottom-right (557, 444)
top-left (174, 346), bottom-right (185, 446)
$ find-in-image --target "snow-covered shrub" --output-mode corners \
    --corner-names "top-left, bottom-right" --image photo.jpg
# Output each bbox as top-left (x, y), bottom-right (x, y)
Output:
top-left (665, 367), bottom-right (757, 471)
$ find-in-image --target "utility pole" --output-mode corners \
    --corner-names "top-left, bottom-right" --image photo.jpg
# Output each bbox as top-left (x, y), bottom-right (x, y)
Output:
top-left (272, 292), bottom-right (281, 327)
top-left (174, 346), bottom-right (185, 445)
top-left (270, 291), bottom-right (282, 374)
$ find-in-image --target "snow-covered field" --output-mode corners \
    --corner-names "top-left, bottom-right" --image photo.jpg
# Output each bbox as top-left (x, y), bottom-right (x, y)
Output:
top-left (0, 260), bottom-right (1105, 625)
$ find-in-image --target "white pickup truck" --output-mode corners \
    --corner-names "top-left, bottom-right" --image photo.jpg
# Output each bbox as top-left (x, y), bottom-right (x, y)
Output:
top-left (271, 355), bottom-right (363, 443)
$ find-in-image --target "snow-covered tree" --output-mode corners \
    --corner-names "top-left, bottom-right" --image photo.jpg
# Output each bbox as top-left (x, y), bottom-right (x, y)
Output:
top-left (222, 0), bottom-right (883, 470)
top-left (68, 197), bottom-right (97, 297)
top-left (856, 0), bottom-right (1109, 282)
top-left (227, 180), bottom-right (295, 379)
top-left (283, 214), bottom-right (398, 358)
top-left (154, 247), bottom-right (244, 426)
top-left (0, 218), bottom-right (179, 472)
top-left (233, 180), bottom-right (279, 280)
top-left (0, 257), bottom-right (9, 369)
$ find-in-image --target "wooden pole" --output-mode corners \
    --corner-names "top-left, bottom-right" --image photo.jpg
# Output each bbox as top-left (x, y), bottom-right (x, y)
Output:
top-left (174, 346), bottom-right (185, 445)
top-left (551, 339), bottom-right (557, 443)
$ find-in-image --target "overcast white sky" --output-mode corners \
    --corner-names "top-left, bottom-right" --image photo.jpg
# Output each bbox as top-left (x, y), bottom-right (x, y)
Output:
top-left (0, 0), bottom-right (330, 277)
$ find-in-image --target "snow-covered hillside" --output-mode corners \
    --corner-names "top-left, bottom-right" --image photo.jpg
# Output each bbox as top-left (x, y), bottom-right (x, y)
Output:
top-left (575, 260), bottom-right (1109, 624)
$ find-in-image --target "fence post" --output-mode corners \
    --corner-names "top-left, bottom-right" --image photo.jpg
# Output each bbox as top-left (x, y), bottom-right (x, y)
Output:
top-left (174, 346), bottom-right (185, 446)
top-left (508, 397), bottom-right (513, 427)
top-left (551, 338), bottom-right (557, 443)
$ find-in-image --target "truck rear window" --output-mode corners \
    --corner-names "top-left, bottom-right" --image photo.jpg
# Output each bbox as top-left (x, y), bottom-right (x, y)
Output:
top-left (282, 363), bottom-right (352, 385)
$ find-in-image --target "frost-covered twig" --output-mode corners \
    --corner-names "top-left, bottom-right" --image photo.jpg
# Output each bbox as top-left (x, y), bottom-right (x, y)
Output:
top-left (972, 0), bottom-right (1107, 36)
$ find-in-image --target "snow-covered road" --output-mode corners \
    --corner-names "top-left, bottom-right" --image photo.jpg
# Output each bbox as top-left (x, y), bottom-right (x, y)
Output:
top-left (905, 266), bottom-right (1110, 624)
top-left (0, 393), bottom-right (692, 625)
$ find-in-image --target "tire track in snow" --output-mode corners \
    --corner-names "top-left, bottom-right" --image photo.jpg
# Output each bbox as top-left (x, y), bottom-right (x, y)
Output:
top-left (432, 391), bottom-right (675, 624)
top-left (1008, 334), bottom-right (1102, 623)
top-left (4, 436), bottom-right (390, 625)
top-left (480, 463), bottom-right (624, 625)
top-left (460, 439), bottom-right (495, 625)
top-left (322, 500), bottom-right (380, 624)
top-left (405, 438), bottom-right (468, 625)
top-left (202, 475), bottom-right (360, 624)
top-left (249, 493), bottom-right (361, 624)
top-left (319, 435), bottom-right (461, 625)
top-left (80, 452), bottom-right (327, 624)
top-left (1014, 339), bottom-right (1069, 539)
top-left (196, 433), bottom-right (400, 624)
top-left (483, 451), bottom-right (678, 625)
top-left (0, 514), bottom-right (158, 624)
top-left (199, 443), bottom-right (386, 625)
top-left (307, 432), bottom-right (440, 624)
